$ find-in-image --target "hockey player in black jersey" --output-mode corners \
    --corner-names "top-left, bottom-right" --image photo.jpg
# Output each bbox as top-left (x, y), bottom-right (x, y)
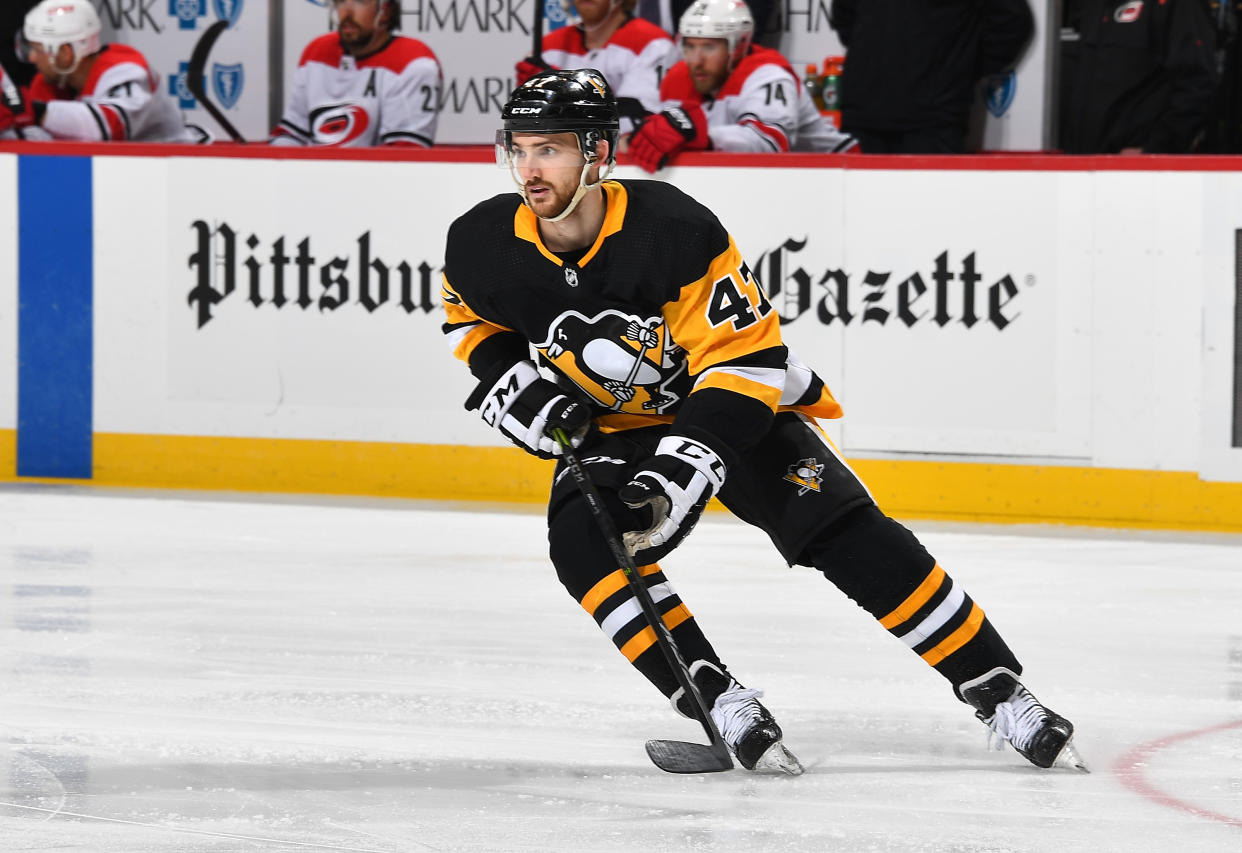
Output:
top-left (441, 68), bottom-right (1084, 774)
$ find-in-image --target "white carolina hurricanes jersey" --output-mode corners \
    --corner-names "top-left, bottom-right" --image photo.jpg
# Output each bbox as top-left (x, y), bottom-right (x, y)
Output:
top-left (542, 16), bottom-right (678, 134)
top-left (273, 33), bottom-right (441, 147)
top-left (660, 46), bottom-right (855, 154)
top-left (29, 44), bottom-right (195, 143)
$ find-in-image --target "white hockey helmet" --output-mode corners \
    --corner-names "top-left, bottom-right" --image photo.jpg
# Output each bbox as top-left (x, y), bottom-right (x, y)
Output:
top-left (22, 0), bottom-right (102, 74)
top-left (678, 0), bottom-right (754, 55)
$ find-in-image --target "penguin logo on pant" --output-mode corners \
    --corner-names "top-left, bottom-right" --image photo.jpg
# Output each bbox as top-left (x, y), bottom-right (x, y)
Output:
top-left (784, 458), bottom-right (824, 496)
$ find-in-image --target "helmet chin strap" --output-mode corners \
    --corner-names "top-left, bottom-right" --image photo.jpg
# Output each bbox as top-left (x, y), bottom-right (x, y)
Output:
top-left (509, 156), bottom-right (615, 224)
top-left (538, 160), bottom-right (614, 223)
top-left (48, 46), bottom-right (84, 83)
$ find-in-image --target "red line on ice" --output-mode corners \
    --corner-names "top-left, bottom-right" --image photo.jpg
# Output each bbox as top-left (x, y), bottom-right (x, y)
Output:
top-left (1113, 718), bottom-right (1242, 829)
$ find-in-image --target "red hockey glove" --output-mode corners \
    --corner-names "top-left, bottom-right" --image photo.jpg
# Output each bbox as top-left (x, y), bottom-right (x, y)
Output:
top-left (627, 105), bottom-right (709, 173)
top-left (0, 82), bottom-right (39, 136)
top-left (515, 56), bottom-right (555, 86)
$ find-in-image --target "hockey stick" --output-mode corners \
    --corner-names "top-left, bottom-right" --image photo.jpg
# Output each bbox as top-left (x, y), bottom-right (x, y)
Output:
top-left (531, 0), bottom-right (544, 62)
top-left (186, 19), bottom-right (246, 143)
top-left (609, 321), bottom-right (655, 411)
top-left (552, 429), bottom-right (733, 774)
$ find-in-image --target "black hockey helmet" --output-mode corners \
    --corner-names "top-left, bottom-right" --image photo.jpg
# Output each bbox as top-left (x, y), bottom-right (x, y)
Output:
top-left (501, 68), bottom-right (619, 165)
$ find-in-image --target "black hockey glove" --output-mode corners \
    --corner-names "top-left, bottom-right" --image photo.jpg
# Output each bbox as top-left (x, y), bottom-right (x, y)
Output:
top-left (465, 360), bottom-right (591, 459)
top-left (618, 435), bottom-right (726, 563)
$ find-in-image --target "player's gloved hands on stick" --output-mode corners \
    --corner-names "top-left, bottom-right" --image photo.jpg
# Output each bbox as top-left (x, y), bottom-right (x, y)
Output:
top-left (627, 105), bottom-right (709, 173)
top-left (465, 360), bottom-right (591, 459)
top-left (619, 435), bottom-right (726, 562)
top-left (0, 91), bottom-right (40, 136)
top-left (515, 56), bottom-right (555, 87)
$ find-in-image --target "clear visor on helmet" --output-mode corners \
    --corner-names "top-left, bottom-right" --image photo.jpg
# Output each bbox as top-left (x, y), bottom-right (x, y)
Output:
top-left (494, 129), bottom-right (509, 169)
top-left (494, 129), bottom-right (591, 170)
top-left (14, 31), bottom-right (39, 63)
top-left (329, 0), bottom-right (385, 30)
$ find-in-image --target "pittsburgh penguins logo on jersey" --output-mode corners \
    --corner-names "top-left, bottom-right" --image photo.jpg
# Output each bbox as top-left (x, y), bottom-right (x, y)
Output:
top-left (783, 457), bottom-right (824, 496)
top-left (536, 309), bottom-right (685, 413)
top-left (308, 102), bottom-right (371, 145)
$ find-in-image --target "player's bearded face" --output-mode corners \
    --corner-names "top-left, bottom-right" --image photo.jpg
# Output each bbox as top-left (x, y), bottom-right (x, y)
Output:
top-left (681, 37), bottom-right (731, 96)
top-left (574, 0), bottom-right (616, 27)
top-left (510, 133), bottom-right (592, 219)
top-left (335, 0), bottom-right (382, 49)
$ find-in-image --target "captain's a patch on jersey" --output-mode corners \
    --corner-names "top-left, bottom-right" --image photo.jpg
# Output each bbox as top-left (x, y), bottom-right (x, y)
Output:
top-left (783, 458), bottom-right (824, 496)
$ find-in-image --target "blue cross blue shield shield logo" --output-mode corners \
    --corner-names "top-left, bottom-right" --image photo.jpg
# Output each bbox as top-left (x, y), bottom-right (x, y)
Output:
top-left (544, 0), bottom-right (576, 32)
top-left (212, 0), bottom-right (244, 27)
top-left (169, 62), bottom-right (196, 109)
top-left (211, 63), bottom-right (244, 110)
top-left (986, 73), bottom-right (1017, 119)
top-left (170, 0), bottom-right (207, 30)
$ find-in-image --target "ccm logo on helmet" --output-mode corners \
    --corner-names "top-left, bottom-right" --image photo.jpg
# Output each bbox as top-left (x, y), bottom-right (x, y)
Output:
top-left (510, 107), bottom-right (542, 114)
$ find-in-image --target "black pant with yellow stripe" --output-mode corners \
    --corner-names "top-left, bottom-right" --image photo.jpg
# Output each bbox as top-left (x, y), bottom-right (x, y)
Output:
top-left (547, 413), bottom-right (1020, 702)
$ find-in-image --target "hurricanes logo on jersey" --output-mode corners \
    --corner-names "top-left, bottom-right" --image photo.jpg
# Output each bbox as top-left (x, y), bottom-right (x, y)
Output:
top-left (535, 309), bottom-right (684, 413)
top-left (309, 102), bottom-right (370, 145)
top-left (784, 458), bottom-right (824, 496)
top-left (1114, 1), bottom-right (1142, 22)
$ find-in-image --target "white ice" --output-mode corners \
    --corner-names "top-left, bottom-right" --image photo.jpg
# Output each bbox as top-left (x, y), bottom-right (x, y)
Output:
top-left (2, 485), bottom-right (1240, 852)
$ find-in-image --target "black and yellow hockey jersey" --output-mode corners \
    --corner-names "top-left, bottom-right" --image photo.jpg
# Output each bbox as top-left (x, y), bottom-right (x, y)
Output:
top-left (441, 179), bottom-right (841, 457)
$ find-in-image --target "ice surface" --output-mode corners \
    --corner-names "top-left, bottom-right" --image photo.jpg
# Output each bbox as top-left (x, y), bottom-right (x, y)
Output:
top-left (2, 485), bottom-right (1240, 852)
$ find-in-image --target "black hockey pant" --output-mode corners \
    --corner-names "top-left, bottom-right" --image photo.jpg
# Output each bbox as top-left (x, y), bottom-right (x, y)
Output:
top-left (546, 414), bottom-right (1021, 702)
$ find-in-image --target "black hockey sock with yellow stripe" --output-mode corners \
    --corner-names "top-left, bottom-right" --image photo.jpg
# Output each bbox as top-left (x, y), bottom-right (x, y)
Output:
top-left (805, 504), bottom-right (1020, 686)
top-left (549, 494), bottom-right (725, 699)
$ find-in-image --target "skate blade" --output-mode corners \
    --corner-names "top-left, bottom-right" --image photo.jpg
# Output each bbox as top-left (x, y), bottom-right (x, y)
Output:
top-left (752, 741), bottom-right (804, 776)
top-left (1054, 738), bottom-right (1090, 773)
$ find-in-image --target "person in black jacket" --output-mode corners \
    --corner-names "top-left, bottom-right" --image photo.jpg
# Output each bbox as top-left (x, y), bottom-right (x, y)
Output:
top-left (829, 0), bottom-right (1034, 153)
top-left (1059, 0), bottom-right (1217, 154)
top-left (1, 0), bottom-right (40, 88)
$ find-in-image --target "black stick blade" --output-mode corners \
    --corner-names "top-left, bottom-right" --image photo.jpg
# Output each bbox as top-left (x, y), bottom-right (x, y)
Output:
top-left (646, 739), bottom-right (733, 774)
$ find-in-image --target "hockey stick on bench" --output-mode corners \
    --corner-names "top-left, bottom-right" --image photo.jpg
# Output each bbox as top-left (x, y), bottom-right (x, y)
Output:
top-left (531, 0), bottom-right (544, 63)
top-left (186, 19), bottom-right (246, 143)
top-left (552, 429), bottom-right (733, 774)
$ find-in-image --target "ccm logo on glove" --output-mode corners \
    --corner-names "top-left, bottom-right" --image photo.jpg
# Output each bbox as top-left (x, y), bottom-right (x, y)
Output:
top-left (620, 435), bottom-right (726, 562)
top-left (466, 360), bottom-right (592, 459)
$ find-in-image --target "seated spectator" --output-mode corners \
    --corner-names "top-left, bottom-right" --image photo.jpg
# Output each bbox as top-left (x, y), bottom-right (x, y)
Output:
top-left (625, 0), bottom-right (854, 171)
top-left (829, 0), bottom-right (1033, 154)
top-left (273, 0), bottom-right (441, 147)
top-left (6, 0), bottom-right (199, 143)
top-left (1059, 0), bottom-right (1216, 154)
top-left (516, 0), bottom-right (678, 135)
